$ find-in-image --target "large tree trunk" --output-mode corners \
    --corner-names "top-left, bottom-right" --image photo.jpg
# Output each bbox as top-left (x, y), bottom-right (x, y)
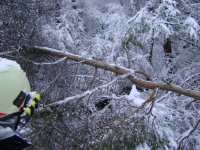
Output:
top-left (32, 46), bottom-right (200, 100)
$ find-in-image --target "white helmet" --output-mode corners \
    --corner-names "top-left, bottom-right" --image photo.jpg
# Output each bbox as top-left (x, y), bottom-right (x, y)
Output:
top-left (0, 58), bottom-right (31, 115)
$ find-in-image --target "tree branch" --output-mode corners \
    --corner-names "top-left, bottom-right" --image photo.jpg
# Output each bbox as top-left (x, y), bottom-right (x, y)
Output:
top-left (177, 119), bottom-right (200, 150)
top-left (47, 73), bottom-right (131, 107)
top-left (32, 46), bottom-right (200, 100)
top-left (178, 37), bottom-right (200, 48)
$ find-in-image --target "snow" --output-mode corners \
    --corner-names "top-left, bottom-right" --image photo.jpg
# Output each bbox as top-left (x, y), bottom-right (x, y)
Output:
top-left (136, 143), bottom-right (151, 150)
top-left (159, 0), bottom-right (180, 17)
top-left (183, 16), bottom-right (199, 40)
top-left (126, 85), bottom-right (146, 107)
top-left (2, 1), bottom-right (198, 149)
top-left (18, 127), bottom-right (31, 135)
top-left (0, 57), bottom-right (21, 72)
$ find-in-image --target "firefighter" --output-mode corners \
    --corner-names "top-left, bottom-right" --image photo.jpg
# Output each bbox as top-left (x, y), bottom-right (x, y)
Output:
top-left (0, 57), bottom-right (40, 149)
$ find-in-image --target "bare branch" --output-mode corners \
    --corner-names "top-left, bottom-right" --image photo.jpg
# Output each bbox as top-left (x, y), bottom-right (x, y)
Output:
top-left (32, 46), bottom-right (200, 100)
top-left (86, 68), bottom-right (98, 90)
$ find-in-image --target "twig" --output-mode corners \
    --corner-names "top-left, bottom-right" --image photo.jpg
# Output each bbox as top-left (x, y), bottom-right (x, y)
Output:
top-left (145, 90), bottom-right (158, 115)
top-left (22, 57), bottom-right (67, 65)
top-left (135, 70), bottom-right (152, 81)
top-left (161, 77), bottom-right (171, 85)
top-left (46, 73), bottom-right (131, 107)
top-left (0, 50), bottom-right (18, 56)
top-left (177, 119), bottom-right (200, 150)
top-left (112, 90), bottom-right (157, 128)
top-left (178, 37), bottom-right (200, 48)
top-left (86, 68), bottom-right (98, 90)
top-left (185, 99), bottom-right (199, 109)
top-left (132, 90), bottom-right (156, 114)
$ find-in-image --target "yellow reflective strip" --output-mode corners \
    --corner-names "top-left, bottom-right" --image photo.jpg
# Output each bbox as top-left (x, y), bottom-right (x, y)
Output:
top-left (35, 93), bottom-right (41, 101)
top-left (31, 101), bottom-right (36, 108)
top-left (25, 108), bottom-right (31, 116)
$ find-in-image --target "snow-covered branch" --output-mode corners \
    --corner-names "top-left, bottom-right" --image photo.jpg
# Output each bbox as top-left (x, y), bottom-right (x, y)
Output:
top-left (177, 119), bottom-right (200, 149)
top-left (178, 37), bottom-right (200, 48)
top-left (22, 57), bottom-right (67, 65)
top-left (32, 46), bottom-right (200, 100)
top-left (0, 50), bottom-right (19, 56)
top-left (47, 73), bottom-right (131, 107)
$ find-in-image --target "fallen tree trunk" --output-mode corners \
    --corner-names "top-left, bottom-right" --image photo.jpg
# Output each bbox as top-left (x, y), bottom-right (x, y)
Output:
top-left (32, 46), bottom-right (200, 100)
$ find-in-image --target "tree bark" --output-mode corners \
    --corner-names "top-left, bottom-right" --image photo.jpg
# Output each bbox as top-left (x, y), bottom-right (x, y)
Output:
top-left (32, 46), bottom-right (200, 100)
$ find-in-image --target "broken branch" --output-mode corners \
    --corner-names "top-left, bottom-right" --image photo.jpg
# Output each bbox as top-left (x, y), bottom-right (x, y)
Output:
top-left (32, 46), bottom-right (200, 100)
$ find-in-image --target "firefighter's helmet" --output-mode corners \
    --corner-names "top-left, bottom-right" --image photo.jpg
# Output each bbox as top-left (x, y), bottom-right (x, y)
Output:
top-left (0, 58), bottom-right (31, 115)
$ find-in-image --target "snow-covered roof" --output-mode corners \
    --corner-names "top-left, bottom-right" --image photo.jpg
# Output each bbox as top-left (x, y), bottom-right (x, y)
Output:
top-left (0, 57), bottom-right (21, 72)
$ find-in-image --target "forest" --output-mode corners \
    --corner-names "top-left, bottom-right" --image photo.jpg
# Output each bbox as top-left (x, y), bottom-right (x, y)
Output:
top-left (0, 0), bottom-right (200, 149)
